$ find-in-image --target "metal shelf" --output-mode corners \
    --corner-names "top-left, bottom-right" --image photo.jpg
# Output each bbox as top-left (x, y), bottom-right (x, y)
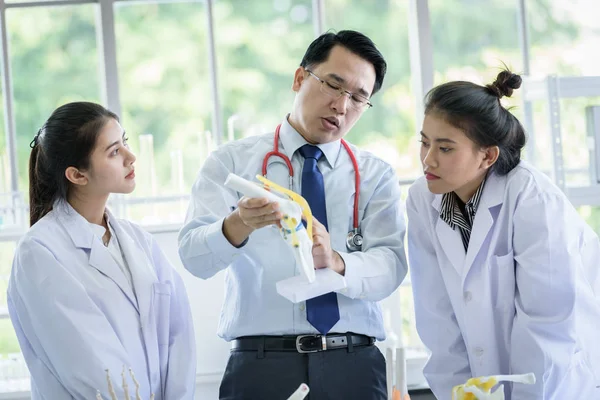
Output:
top-left (522, 75), bottom-right (600, 194)
top-left (523, 76), bottom-right (600, 102)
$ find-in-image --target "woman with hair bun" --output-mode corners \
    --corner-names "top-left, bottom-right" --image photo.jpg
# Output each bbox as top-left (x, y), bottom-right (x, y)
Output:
top-left (406, 69), bottom-right (600, 399)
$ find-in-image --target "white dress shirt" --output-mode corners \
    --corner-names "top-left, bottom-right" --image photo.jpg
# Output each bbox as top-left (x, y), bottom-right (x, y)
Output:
top-left (179, 117), bottom-right (407, 340)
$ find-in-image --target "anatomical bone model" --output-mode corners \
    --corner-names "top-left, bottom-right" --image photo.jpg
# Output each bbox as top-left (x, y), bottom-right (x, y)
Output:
top-left (224, 173), bottom-right (316, 283)
top-left (452, 372), bottom-right (536, 400)
top-left (96, 367), bottom-right (153, 400)
top-left (96, 367), bottom-right (308, 400)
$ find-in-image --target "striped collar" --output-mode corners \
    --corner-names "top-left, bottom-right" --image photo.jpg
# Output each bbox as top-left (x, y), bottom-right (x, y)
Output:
top-left (439, 178), bottom-right (486, 249)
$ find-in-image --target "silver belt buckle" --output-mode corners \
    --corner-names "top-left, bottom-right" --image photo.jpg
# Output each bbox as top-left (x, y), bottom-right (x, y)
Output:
top-left (295, 334), bottom-right (325, 353)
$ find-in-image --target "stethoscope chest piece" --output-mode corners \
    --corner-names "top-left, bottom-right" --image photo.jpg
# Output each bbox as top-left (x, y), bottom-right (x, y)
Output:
top-left (346, 229), bottom-right (363, 251)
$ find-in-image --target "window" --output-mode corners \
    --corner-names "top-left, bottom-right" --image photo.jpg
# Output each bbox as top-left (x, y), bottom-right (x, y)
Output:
top-left (0, 87), bottom-right (11, 228)
top-left (579, 206), bottom-right (600, 232)
top-left (523, 0), bottom-right (600, 187)
top-left (0, 241), bottom-right (26, 392)
top-left (429, 0), bottom-right (522, 114)
top-left (214, 0), bottom-right (314, 141)
top-left (323, 0), bottom-right (418, 179)
top-left (113, 1), bottom-right (210, 224)
top-left (8, 4), bottom-right (102, 191)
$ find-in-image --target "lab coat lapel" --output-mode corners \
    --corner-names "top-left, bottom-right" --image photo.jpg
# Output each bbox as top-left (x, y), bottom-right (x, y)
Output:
top-left (107, 212), bottom-right (162, 388)
top-left (55, 202), bottom-right (139, 312)
top-left (88, 239), bottom-right (139, 313)
top-left (108, 214), bottom-right (157, 326)
top-left (432, 196), bottom-right (466, 275)
top-left (462, 172), bottom-right (506, 282)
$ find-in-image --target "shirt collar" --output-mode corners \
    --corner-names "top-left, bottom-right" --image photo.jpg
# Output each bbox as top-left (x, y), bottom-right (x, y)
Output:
top-left (278, 115), bottom-right (342, 169)
top-left (439, 176), bottom-right (487, 230)
top-left (465, 177), bottom-right (486, 215)
top-left (88, 211), bottom-right (114, 242)
top-left (89, 221), bottom-right (106, 238)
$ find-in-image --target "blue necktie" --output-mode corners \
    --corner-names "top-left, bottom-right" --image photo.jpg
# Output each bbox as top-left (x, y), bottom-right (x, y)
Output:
top-left (299, 144), bottom-right (340, 335)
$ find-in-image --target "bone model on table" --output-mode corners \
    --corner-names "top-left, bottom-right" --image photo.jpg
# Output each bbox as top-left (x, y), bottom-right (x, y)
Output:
top-left (96, 367), bottom-right (154, 400)
top-left (224, 173), bottom-right (316, 283)
top-left (451, 372), bottom-right (536, 400)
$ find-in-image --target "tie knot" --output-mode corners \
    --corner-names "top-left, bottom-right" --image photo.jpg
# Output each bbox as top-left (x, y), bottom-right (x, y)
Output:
top-left (299, 144), bottom-right (323, 161)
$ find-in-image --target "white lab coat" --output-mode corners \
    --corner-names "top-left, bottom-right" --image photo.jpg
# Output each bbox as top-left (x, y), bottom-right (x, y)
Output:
top-left (8, 201), bottom-right (196, 400)
top-left (407, 161), bottom-right (600, 400)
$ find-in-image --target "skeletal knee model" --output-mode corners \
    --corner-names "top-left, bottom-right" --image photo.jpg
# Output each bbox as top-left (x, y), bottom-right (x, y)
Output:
top-left (452, 373), bottom-right (535, 399)
top-left (96, 366), bottom-right (154, 400)
top-left (224, 173), bottom-right (315, 283)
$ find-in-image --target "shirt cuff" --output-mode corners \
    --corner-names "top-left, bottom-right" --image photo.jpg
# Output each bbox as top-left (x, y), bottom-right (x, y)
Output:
top-left (205, 217), bottom-right (248, 265)
top-left (336, 252), bottom-right (363, 299)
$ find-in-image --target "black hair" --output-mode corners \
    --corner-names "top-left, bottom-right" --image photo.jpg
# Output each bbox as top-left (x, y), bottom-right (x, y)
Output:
top-left (300, 30), bottom-right (387, 96)
top-left (29, 101), bottom-right (118, 225)
top-left (424, 68), bottom-right (527, 175)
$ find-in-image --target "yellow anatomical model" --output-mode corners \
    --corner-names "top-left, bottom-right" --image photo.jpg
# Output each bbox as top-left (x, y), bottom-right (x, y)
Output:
top-left (452, 373), bottom-right (535, 400)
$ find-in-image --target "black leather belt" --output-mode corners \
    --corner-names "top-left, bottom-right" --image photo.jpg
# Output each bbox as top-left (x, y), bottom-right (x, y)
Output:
top-left (231, 333), bottom-right (375, 353)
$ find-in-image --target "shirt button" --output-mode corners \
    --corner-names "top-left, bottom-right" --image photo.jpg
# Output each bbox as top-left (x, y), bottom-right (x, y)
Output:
top-left (463, 291), bottom-right (472, 302)
top-left (299, 304), bottom-right (305, 311)
top-left (474, 347), bottom-right (484, 357)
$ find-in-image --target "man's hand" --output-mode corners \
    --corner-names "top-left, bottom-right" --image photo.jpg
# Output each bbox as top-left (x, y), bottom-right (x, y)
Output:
top-left (311, 217), bottom-right (345, 275)
top-left (237, 197), bottom-right (282, 229)
top-left (223, 197), bottom-right (282, 246)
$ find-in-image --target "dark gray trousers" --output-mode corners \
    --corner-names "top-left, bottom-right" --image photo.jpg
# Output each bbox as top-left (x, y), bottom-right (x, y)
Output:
top-left (219, 344), bottom-right (387, 400)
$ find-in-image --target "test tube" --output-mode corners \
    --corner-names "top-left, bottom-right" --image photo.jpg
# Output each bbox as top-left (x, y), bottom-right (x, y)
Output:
top-left (138, 134), bottom-right (157, 197)
top-left (170, 149), bottom-right (186, 221)
top-left (396, 347), bottom-right (408, 398)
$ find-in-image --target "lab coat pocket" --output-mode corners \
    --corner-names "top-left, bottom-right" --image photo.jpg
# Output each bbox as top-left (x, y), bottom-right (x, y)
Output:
top-left (152, 282), bottom-right (172, 347)
top-left (489, 251), bottom-right (515, 311)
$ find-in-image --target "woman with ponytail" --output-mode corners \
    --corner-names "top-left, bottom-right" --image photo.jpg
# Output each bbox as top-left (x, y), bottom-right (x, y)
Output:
top-left (9, 102), bottom-right (196, 399)
top-left (406, 69), bottom-right (600, 399)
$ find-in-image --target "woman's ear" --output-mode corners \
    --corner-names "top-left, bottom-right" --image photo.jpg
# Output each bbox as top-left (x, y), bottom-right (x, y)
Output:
top-left (65, 166), bottom-right (88, 186)
top-left (481, 146), bottom-right (500, 169)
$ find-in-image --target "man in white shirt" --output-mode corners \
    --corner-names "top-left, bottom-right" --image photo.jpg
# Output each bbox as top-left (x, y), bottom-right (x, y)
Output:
top-left (179, 30), bottom-right (407, 399)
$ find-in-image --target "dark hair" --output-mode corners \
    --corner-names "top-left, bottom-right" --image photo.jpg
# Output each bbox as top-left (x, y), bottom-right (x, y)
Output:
top-left (29, 102), bottom-right (119, 226)
top-left (300, 30), bottom-right (387, 96)
top-left (424, 69), bottom-right (527, 175)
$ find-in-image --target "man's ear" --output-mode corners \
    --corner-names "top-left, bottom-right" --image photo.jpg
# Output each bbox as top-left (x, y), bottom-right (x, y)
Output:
top-left (291, 67), bottom-right (306, 92)
top-left (481, 146), bottom-right (500, 170)
top-left (65, 166), bottom-right (88, 186)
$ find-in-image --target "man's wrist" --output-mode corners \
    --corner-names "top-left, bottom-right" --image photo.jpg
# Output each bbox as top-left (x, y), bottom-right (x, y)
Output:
top-left (223, 209), bottom-right (254, 247)
top-left (331, 251), bottom-right (346, 275)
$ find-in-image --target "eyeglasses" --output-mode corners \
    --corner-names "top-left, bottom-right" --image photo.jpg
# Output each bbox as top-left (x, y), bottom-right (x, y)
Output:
top-left (305, 69), bottom-right (373, 111)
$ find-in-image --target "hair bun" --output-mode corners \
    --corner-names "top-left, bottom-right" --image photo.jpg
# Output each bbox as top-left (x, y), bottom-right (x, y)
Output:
top-left (486, 70), bottom-right (522, 99)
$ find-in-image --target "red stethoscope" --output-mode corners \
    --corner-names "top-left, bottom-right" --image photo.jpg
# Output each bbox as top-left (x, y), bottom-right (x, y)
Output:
top-left (262, 124), bottom-right (363, 251)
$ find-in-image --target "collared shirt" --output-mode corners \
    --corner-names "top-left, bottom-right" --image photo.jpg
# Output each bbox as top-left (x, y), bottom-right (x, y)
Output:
top-left (178, 117), bottom-right (407, 341)
top-left (439, 179), bottom-right (486, 250)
